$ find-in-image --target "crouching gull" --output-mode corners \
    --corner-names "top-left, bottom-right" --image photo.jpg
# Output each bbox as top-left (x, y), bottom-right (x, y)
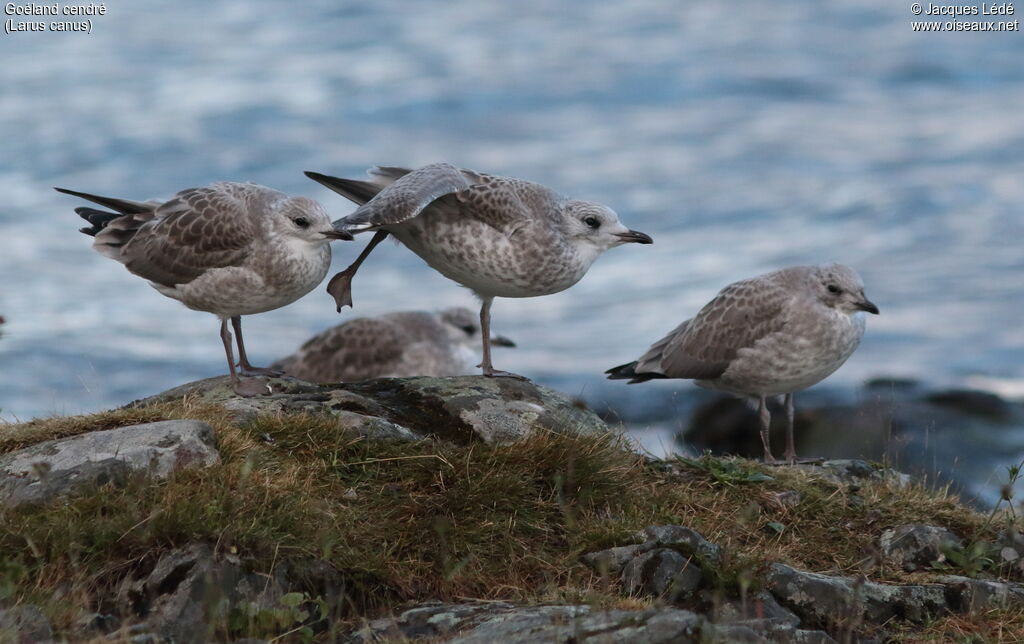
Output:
top-left (272, 306), bottom-right (515, 383)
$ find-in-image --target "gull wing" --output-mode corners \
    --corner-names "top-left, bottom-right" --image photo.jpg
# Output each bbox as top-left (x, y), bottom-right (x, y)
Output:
top-left (117, 184), bottom-right (263, 287)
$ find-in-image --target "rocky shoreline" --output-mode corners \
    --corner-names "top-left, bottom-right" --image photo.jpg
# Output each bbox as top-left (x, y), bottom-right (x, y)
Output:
top-left (2, 376), bottom-right (1023, 642)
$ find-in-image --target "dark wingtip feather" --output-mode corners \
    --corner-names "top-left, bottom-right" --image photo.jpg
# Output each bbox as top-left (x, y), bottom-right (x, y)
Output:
top-left (606, 361), bottom-right (666, 384)
top-left (605, 361), bottom-right (638, 380)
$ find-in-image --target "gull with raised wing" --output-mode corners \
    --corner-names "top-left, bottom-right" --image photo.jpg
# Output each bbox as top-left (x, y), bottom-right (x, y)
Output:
top-left (305, 163), bottom-right (652, 377)
top-left (607, 264), bottom-right (879, 463)
top-left (56, 183), bottom-right (350, 396)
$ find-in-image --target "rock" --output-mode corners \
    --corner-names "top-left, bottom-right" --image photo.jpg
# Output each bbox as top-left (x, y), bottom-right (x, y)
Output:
top-left (713, 591), bottom-right (801, 628)
top-left (350, 602), bottom-right (520, 642)
top-left (879, 524), bottom-right (963, 572)
top-left (798, 460), bottom-right (910, 487)
top-left (582, 543), bottom-right (653, 576)
top-left (0, 605), bottom-right (53, 643)
top-left (639, 524), bottom-right (723, 569)
top-left (78, 611), bottom-right (120, 634)
top-left (115, 544), bottom-right (341, 642)
top-left (0, 420), bottom-right (220, 508)
top-left (352, 601), bottom-right (839, 644)
top-left (621, 548), bottom-right (703, 600)
top-left (348, 602), bottom-right (707, 643)
top-left (442, 605), bottom-right (704, 644)
top-left (938, 575), bottom-right (1024, 612)
top-left (710, 592), bottom-right (838, 644)
top-left (766, 563), bottom-right (947, 627)
top-left (132, 375), bottom-right (612, 445)
top-left (767, 491), bottom-right (802, 509)
top-left (925, 389), bottom-right (1014, 421)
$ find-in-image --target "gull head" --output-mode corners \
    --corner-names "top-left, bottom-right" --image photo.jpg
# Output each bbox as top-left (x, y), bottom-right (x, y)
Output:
top-left (562, 200), bottom-right (653, 252)
top-left (439, 307), bottom-right (515, 348)
top-left (274, 197), bottom-right (351, 243)
top-left (812, 263), bottom-right (879, 315)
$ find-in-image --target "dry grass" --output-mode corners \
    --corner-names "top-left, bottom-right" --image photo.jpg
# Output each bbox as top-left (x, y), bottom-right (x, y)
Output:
top-left (0, 401), bottom-right (1013, 641)
top-left (889, 607), bottom-right (1024, 643)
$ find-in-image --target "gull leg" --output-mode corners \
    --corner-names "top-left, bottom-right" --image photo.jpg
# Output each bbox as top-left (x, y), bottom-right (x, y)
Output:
top-left (786, 391), bottom-right (794, 462)
top-left (783, 393), bottom-right (797, 464)
top-left (221, 319), bottom-right (269, 397)
top-left (757, 395), bottom-right (775, 463)
top-left (780, 393), bottom-right (824, 465)
top-left (232, 316), bottom-right (282, 376)
top-left (326, 230), bottom-right (389, 311)
top-left (476, 296), bottom-right (526, 379)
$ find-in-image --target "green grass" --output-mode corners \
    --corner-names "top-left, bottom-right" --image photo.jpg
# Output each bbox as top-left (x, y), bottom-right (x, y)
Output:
top-left (0, 398), bottom-right (1014, 641)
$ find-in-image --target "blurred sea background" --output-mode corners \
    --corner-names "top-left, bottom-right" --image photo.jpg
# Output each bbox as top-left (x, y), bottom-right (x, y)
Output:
top-left (1, 1), bottom-right (1023, 501)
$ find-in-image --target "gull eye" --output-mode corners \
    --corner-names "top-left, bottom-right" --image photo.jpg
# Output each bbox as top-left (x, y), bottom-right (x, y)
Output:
top-left (460, 325), bottom-right (476, 335)
top-left (583, 216), bottom-right (600, 229)
top-left (827, 284), bottom-right (841, 294)
top-left (293, 217), bottom-right (310, 229)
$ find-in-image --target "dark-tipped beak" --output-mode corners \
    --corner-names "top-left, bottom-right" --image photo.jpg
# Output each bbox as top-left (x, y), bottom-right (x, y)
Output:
top-left (615, 229), bottom-right (653, 244)
top-left (322, 229), bottom-right (354, 241)
top-left (858, 299), bottom-right (880, 315)
top-left (491, 335), bottom-right (516, 348)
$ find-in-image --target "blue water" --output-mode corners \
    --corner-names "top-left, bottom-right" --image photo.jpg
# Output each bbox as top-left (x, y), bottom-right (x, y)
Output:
top-left (1, 0), bottom-right (1023, 421)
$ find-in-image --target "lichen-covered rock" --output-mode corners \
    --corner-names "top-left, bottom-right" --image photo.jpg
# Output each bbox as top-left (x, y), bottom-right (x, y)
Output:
top-left (639, 525), bottom-right (723, 569)
top-left (796, 459), bottom-right (910, 487)
top-left (110, 544), bottom-right (344, 643)
top-left (0, 420), bottom-right (219, 508)
top-left (621, 548), bottom-right (703, 600)
top-left (713, 591), bottom-right (801, 628)
top-left (582, 543), bottom-right (654, 576)
top-left (440, 605), bottom-right (704, 644)
top-left (938, 575), bottom-right (1024, 612)
top-left (132, 375), bottom-right (611, 445)
top-left (879, 524), bottom-right (963, 572)
top-left (766, 563), bottom-right (947, 627)
top-left (0, 605), bottom-right (53, 644)
top-left (348, 601), bottom-right (841, 644)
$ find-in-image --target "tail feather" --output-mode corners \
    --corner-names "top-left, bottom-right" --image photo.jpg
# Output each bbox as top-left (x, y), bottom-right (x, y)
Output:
top-left (304, 171), bottom-right (382, 206)
top-left (368, 166), bottom-right (412, 181)
top-left (57, 188), bottom-right (151, 261)
top-left (75, 207), bottom-right (122, 237)
top-left (605, 361), bottom-right (667, 384)
top-left (54, 187), bottom-right (153, 214)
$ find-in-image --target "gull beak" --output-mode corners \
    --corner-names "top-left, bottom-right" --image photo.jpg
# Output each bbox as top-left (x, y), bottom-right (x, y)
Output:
top-left (614, 229), bottom-right (653, 244)
top-left (491, 335), bottom-right (517, 348)
top-left (857, 299), bottom-right (880, 315)
top-left (322, 228), bottom-right (354, 241)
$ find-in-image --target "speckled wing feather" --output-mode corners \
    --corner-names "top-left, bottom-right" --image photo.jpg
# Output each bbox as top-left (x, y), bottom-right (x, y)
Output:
top-left (117, 184), bottom-right (265, 287)
top-left (331, 163), bottom-right (483, 232)
top-left (274, 317), bottom-right (406, 383)
top-left (452, 173), bottom-right (562, 235)
top-left (638, 277), bottom-right (792, 380)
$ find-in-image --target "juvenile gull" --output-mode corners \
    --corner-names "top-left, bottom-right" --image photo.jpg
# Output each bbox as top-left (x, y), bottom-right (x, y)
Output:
top-left (606, 264), bottom-right (879, 463)
top-left (305, 163), bottom-right (652, 377)
top-left (56, 183), bottom-right (350, 396)
top-left (271, 306), bottom-right (516, 383)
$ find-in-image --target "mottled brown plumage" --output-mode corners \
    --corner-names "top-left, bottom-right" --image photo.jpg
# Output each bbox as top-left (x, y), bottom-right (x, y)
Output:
top-left (306, 163), bottom-right (652, 378)
top-left (608, 264), bottom-right (879, 462)
top-left (272, 307), bottom-right (515, 383)
top-left (57, 182), bottom-right (347, 396)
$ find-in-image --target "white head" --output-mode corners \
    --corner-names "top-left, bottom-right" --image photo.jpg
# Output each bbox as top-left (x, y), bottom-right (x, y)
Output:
top-left (562, 200), bottom-right (653, 254)
top-left (438, 307), bottom-right (516, 348)
top-left (810, 264), bottom-right (879, 316)
top-left (272, 196), bottom-right (351, 244)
